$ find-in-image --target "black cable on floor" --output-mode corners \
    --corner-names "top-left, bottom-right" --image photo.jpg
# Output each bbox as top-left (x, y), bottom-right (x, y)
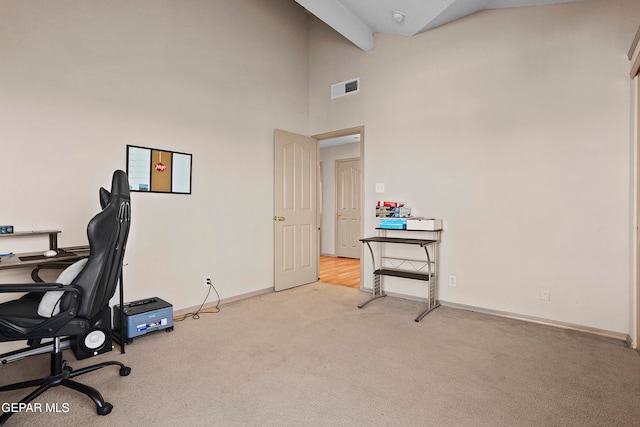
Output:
top-left (174, 279), bottom-right (221, 321)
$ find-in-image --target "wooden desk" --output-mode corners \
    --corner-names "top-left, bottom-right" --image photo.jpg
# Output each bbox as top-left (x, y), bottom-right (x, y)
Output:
top-left (0, 230), bottom-right (89, 281)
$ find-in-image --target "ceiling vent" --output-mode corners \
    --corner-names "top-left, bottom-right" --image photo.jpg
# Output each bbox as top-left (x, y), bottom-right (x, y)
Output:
top-left (331, 78), bottom-right (359, 99)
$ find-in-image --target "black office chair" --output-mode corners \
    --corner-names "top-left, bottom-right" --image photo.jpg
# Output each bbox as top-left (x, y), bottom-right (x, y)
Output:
top-left (0, 170), bottom-right (132, 425)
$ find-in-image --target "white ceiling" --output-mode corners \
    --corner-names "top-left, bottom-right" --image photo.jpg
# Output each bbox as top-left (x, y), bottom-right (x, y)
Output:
top-left (319, 134), bottom-right (360, 148)
top-left (295, 0), bottom-right (587, 51)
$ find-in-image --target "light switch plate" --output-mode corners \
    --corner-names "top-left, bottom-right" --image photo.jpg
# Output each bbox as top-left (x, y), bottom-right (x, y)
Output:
top-left (375, 183), bottom-right (385, 193)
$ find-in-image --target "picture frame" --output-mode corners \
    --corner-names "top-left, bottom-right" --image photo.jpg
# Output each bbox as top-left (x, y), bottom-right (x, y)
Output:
top-left (126, 145), bottom-right (192, 194)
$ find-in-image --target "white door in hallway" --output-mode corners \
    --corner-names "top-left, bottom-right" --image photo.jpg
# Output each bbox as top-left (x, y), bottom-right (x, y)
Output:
top-left (274, 129), bottom-right (318, 291)
top-left (335, 158), bottom-right (361, 259)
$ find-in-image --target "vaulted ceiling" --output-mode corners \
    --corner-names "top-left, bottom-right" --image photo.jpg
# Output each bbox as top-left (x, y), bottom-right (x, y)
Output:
top-left (295, 0), bottom-right (587, 51)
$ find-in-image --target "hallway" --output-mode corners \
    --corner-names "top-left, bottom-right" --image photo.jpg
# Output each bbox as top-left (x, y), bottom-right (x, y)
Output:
top-left (319, 256), bottom-right (360, 288)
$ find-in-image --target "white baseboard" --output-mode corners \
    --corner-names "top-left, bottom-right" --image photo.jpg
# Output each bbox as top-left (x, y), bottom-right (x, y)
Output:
top-left (172, 287), bottom-right (272, 319)
top-left (359, 289), bottom-right (628, 344)
top-left (626, 334), bottom-right (637, 350)
top-left (439, 300), bottom-right (627, 343)
top-left (177, 286), bottom-right (631, 347)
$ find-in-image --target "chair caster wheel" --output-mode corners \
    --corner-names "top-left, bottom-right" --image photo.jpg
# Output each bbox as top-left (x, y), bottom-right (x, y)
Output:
top-left (120, 366), bottom-right (131, 376)
top-left (97, 402), bottom-right (113, 416)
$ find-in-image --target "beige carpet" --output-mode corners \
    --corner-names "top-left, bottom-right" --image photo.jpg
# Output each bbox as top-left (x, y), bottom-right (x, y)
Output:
top-left (1, 282), bottom-right (640, 426)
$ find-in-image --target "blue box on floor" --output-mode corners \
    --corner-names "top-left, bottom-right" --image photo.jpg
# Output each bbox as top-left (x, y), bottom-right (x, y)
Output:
top-left (113, 297), bottom-right (173, 339)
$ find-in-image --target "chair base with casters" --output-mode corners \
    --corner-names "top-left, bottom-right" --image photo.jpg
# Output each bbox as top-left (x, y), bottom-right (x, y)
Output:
top-left (0, 336), bottom-right (131, 425)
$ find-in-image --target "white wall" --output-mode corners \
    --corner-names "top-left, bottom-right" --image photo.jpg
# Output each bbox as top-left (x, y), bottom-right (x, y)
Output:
top-left (320, 142), bottom-right (361, 255)
top-left (309, 0), bottom-right (640, 333)
top-left (2, 0), bottom-right (639, 352)
top-left (0, 0), bottom-right (309, 352)
top-left (629, 26), bottom-right (640, 346)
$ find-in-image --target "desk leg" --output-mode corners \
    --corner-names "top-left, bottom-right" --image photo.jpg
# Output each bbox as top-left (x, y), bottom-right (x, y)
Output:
top-left (415, 301), bottom-right (440, 322)
top-left (358, 242), bottom-right (386, 309)
top-left (358, 273), bottom-right (386, 308)
top-left (415, 244), bottom-right (439, 322)
top-left (49, 233), bottom-right (58, 251)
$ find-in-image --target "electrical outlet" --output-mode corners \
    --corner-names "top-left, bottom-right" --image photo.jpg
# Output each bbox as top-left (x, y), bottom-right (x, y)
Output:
top-left (448, 275), bottom-right (457, 287)
top-left (204, 275), bottom-right (212, 288)
top-left (540, 287), bottom-right (550, 301)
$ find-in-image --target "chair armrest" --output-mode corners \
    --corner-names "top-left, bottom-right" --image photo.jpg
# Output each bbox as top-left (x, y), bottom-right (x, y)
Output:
top-left (0, 283), bottom-right (81, 294)
top-left (0, 283), bottom-right (82, 340)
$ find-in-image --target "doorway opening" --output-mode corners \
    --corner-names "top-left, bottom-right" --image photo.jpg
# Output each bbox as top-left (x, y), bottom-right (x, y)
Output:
top-left (320, 255), bottom-right (360, 288)
top-left (314, 127), bottom-right (364, 289)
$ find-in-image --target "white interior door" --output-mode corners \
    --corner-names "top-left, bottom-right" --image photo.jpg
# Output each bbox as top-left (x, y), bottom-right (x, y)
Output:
top-left (274, 129), bottom-right (318, 291)
top-left (335, 158), bottom-right (361, 259)
top-left (636, 74), bottom-right (640, 348)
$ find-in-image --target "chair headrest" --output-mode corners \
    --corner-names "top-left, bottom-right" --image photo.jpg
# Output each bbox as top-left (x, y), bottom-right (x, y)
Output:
top-left (99, 188), bottom-right (110, 209)
top-left (99, 170), bottom-right (130, 208)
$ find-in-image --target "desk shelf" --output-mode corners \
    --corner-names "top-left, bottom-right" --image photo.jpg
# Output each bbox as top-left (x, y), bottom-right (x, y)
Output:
top-left (0, 230), bottom-right (60, 238)
top-left (0, 230), bottom-right (60, 251)
top-left (374, 268), bottom-right (433, 281)
top-left (359, 228), bottom-right (442, 322)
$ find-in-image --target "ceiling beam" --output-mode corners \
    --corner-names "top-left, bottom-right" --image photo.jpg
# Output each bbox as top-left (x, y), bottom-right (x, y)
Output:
top-left (295, 0), bottom-right (374, 51)
top-left (418, 0), bottom-right (492, 34)
top-left (299, 0), bottom-right (588, 51)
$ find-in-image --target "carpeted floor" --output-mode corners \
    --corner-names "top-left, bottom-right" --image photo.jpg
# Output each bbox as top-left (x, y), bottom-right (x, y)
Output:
top-left (1, 282), bottom-right (640, 426)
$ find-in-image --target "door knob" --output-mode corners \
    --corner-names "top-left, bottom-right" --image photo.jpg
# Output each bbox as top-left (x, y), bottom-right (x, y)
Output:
top-left (274, 216), bottom-right (285, 222)
top-left (337, 213), bottom-right (342, 217)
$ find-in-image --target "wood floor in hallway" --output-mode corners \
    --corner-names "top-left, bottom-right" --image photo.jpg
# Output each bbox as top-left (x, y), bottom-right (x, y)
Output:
top-left (320, 255), bottom-right (360, 288)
